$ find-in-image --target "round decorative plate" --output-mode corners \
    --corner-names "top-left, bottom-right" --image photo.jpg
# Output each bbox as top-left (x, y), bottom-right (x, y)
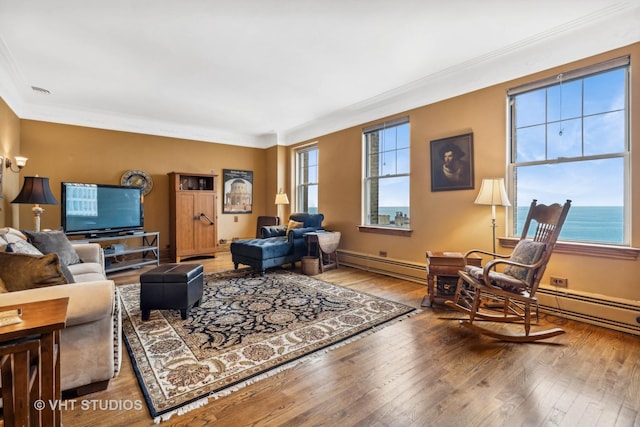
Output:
top-left (121, 170), bottom-right (153, 195)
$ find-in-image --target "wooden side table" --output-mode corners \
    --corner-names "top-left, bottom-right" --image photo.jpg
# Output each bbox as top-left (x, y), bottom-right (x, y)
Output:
top-left (421, 251), bottom-right (482, 307)
top-left (305, 231), bottom-right (341, 272)
top-left (0, 298), bottom-right (69, 427)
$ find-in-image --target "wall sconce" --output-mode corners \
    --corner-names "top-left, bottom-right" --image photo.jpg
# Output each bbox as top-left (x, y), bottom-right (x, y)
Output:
top-left (5, 156), bottom-right (28, 173)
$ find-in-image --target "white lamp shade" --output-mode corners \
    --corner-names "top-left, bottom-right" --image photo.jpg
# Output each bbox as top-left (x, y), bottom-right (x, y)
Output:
top-left (274, 192), bottom-right (289, 205)
top-left (474, 178), bottom-right (511, 207)
top-left (14, 156), bottom-right (28, 168)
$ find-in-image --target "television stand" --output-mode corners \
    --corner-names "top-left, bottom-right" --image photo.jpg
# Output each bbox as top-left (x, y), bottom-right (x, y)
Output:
top-left (74, 231), bottom-right (160, 274)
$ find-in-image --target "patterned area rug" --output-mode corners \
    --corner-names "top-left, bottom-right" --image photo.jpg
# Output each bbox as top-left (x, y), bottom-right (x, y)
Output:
top-left (119, 269), bottom-right (416, 423)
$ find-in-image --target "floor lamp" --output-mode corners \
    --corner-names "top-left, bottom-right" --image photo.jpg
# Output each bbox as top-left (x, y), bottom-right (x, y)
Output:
top-left (12, 176), bottom-right (59, 232)
top-left (474, 178), bottom-right (510, 254)
top-left (274, 189), bottom-right (289, 225)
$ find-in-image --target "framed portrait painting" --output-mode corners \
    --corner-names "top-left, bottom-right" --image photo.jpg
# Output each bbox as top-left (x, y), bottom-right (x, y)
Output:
top-left (223, 169), bottom-right (253, 214)
top-left (430, 132), bottom-right (474, 192)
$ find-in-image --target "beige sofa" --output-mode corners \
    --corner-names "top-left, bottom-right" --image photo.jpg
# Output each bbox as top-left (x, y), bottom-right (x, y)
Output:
top-left (0, 228), bottom-right (121, 395)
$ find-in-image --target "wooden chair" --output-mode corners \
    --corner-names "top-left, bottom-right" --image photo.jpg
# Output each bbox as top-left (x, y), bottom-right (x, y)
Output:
top-left (445, 199), bottom-right (571, 342)
top-left (256, 216), bottom-right (279, 238)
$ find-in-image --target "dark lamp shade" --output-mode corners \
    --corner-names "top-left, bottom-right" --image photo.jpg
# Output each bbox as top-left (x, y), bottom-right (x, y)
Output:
top-left (12, 176), bottom-right (59, 205)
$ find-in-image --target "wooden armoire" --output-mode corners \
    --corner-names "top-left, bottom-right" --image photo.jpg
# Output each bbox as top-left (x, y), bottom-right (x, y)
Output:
top-left (168, 172), bottom-right (218, 262)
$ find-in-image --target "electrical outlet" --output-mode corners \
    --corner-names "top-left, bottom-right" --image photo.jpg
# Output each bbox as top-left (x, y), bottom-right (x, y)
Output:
top-left (550, 276), bottom-right (568, 287)
top-left (234, 216), bottom-right (238, 223)
top-left (379, 251), bottom-right (387, 257)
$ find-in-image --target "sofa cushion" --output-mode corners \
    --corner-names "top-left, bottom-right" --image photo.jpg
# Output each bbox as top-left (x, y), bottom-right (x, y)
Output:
top-left (24, 230), bottom-right (82, 266)
top-left (286, 220), bottom-right (304, 236)
top-left (68, 262), bottom-right (106, 283)
top-left (6, 240), bottom-right (75, 284)
top-left (289, 213), bottom-right (324, 229)
top-left (0, 252), bottom-right (67, 292)
top-left (0, 227), bottom-right (28, 251)
top-left (6, 240), bottom-right (43, 256)
top-left (260, 225), bottom-right (287, 238)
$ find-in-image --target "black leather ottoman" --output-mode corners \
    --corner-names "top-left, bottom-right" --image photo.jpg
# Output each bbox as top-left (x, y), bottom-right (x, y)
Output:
top-left (140, 264), bottom-right (204, 320)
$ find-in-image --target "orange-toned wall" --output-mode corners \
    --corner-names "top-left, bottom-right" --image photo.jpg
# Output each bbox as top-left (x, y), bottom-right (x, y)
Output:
top-left (5, 43), bottom-right (639, 304)
top-left (18, 122), bottom-right (269, 253)
top-left (0, 97), bottom-right (22, 227)
top-left (289, 43), bottom-right (640, 302)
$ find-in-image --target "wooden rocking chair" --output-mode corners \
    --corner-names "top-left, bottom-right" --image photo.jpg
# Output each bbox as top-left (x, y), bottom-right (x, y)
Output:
top-left (445, 199), bottom-right (572, 342)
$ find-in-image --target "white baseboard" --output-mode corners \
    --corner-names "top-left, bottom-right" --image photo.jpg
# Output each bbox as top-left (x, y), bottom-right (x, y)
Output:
top-left (338, 250), bottom-right (640, 336)
top-left (537, 286), bottom-right (640, 336)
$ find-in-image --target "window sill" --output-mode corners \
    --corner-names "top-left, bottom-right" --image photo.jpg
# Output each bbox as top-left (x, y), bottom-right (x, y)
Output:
top-left (497, 237), bottom-right (639, 261)
top-left (357, 226), bottom-right (413, 237)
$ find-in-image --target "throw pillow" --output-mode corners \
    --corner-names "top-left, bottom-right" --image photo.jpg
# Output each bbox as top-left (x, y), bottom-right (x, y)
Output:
top-left (504, 240), bottom-right (547, 283)
top-left (23, 230), bottom-right (81, 266)
top-left (0, 252), bottom-right (68, 292)
top-left (286, 220), bottom-right (304, 236)
top-left (6, 240), bottom-right (44, 256)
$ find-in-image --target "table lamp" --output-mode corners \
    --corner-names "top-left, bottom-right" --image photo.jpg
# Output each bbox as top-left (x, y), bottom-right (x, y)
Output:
top-left (12, 176), bottom-right (58, 232)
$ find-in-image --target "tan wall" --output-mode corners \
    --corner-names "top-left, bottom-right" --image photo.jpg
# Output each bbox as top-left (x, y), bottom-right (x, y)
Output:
top-left (0, 97), bottom-right (22, 226)
top-left (289, 43), bottom-right (640, 303)
top-left (5, 43), bottom-right (639, 306)
top-left (18, 121), bottom-right (269, 251)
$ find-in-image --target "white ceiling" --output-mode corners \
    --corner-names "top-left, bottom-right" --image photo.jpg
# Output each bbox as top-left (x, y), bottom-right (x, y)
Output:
top-left (0, 1), bottom-right (639, 148)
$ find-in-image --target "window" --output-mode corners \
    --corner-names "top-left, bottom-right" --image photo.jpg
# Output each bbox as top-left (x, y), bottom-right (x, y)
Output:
top-left (295, 145), bottom-right (318, 213)
top-left (508, 57), bottom-right (629, 245)
top-left (363, 117), bottom-right (410, 228)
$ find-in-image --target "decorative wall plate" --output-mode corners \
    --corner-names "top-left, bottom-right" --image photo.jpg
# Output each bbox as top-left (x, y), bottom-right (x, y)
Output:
top-left (121, 170), bottom-right (153, 195)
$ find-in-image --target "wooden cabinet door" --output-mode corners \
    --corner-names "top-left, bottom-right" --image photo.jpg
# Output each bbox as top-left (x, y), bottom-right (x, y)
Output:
top-left (193, 192), bottom-right (217, 255)
top-left (176, 192), bottom-right (197, 256)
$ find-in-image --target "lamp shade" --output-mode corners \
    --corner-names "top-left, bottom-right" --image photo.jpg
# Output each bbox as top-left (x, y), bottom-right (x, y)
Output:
top-left (274, 191), bottom-right (289, 205)
top-left (12, 176), bottom-right (58, 205)
top-left (474, 178), bottom-right (511, 207)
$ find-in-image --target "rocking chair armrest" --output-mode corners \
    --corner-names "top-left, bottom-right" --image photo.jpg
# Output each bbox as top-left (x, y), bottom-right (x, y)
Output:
top-left (463, 248), bottom-right (509, 263)
top-left (483, 257), bottom-right (547, 283)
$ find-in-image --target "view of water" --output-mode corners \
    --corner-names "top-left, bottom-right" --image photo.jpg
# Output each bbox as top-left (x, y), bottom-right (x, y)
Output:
top-left (375, 206), bottom-right (623, 244)
top-left (517, 205), bottom-right (623, 244)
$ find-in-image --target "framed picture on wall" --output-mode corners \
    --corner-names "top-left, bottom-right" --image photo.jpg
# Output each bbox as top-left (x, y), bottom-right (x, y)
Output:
top-left (430, 132), bottom-right (474, 192)
top-left (222, 169), bottom-right (253, 214)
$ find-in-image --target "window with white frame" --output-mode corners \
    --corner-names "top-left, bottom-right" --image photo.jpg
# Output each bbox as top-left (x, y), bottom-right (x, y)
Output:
top-left (508, 57), bottom-right (629, 245)
top-left (363, 117), bottom-right (410, 228)
top-left (295, 145), bottom-right (318, 214)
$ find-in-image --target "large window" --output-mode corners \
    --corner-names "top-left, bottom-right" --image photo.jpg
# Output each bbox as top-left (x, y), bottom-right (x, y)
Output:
top-left (508, 57), bottom-right (629, 245)
top-left (295, 145), bottom-right (318, 213)
top-left (363, 117), bottom-right (410, 228)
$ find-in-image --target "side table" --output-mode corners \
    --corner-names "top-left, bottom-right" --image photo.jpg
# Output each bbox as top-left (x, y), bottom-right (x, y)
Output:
top-left (305, 231), bottom-right (341, 272)
top-left (421, 251), bottom-right (482, 307)
top-left (0, 298), bottom-right (69, 427)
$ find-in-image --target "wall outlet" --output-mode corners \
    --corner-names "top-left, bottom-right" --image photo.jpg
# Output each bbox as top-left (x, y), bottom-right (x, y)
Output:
top-left (379, 251), bottom-right (387, 257)
top-left (550, 276), bottom-right (568, 287)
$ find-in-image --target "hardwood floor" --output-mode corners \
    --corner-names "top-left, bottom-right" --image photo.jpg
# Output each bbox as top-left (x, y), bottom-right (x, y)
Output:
top-left (60, 252), bottom-right (640, 426)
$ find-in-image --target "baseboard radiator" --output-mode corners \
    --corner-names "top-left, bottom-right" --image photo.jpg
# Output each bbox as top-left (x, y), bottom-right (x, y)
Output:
top-left (338, 250), bottom-right (640, 336)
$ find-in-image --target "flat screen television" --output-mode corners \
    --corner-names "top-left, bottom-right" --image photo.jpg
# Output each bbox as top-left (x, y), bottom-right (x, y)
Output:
top-left (61, 182), bottom-right (144, 236)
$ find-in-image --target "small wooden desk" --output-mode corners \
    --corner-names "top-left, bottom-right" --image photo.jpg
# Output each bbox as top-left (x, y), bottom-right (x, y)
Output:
top-left (0, 298), bottom-right (69, 427)
top-left (422, 251), bottom-right (482, 307)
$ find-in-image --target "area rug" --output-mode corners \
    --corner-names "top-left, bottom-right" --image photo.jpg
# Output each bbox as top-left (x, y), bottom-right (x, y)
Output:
top-left (119, 269), bottom-right (417, 423)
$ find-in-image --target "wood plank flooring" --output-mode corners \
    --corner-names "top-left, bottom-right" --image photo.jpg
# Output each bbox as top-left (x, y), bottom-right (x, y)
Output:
top-left (59, 252), bottom-right (640, 426)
